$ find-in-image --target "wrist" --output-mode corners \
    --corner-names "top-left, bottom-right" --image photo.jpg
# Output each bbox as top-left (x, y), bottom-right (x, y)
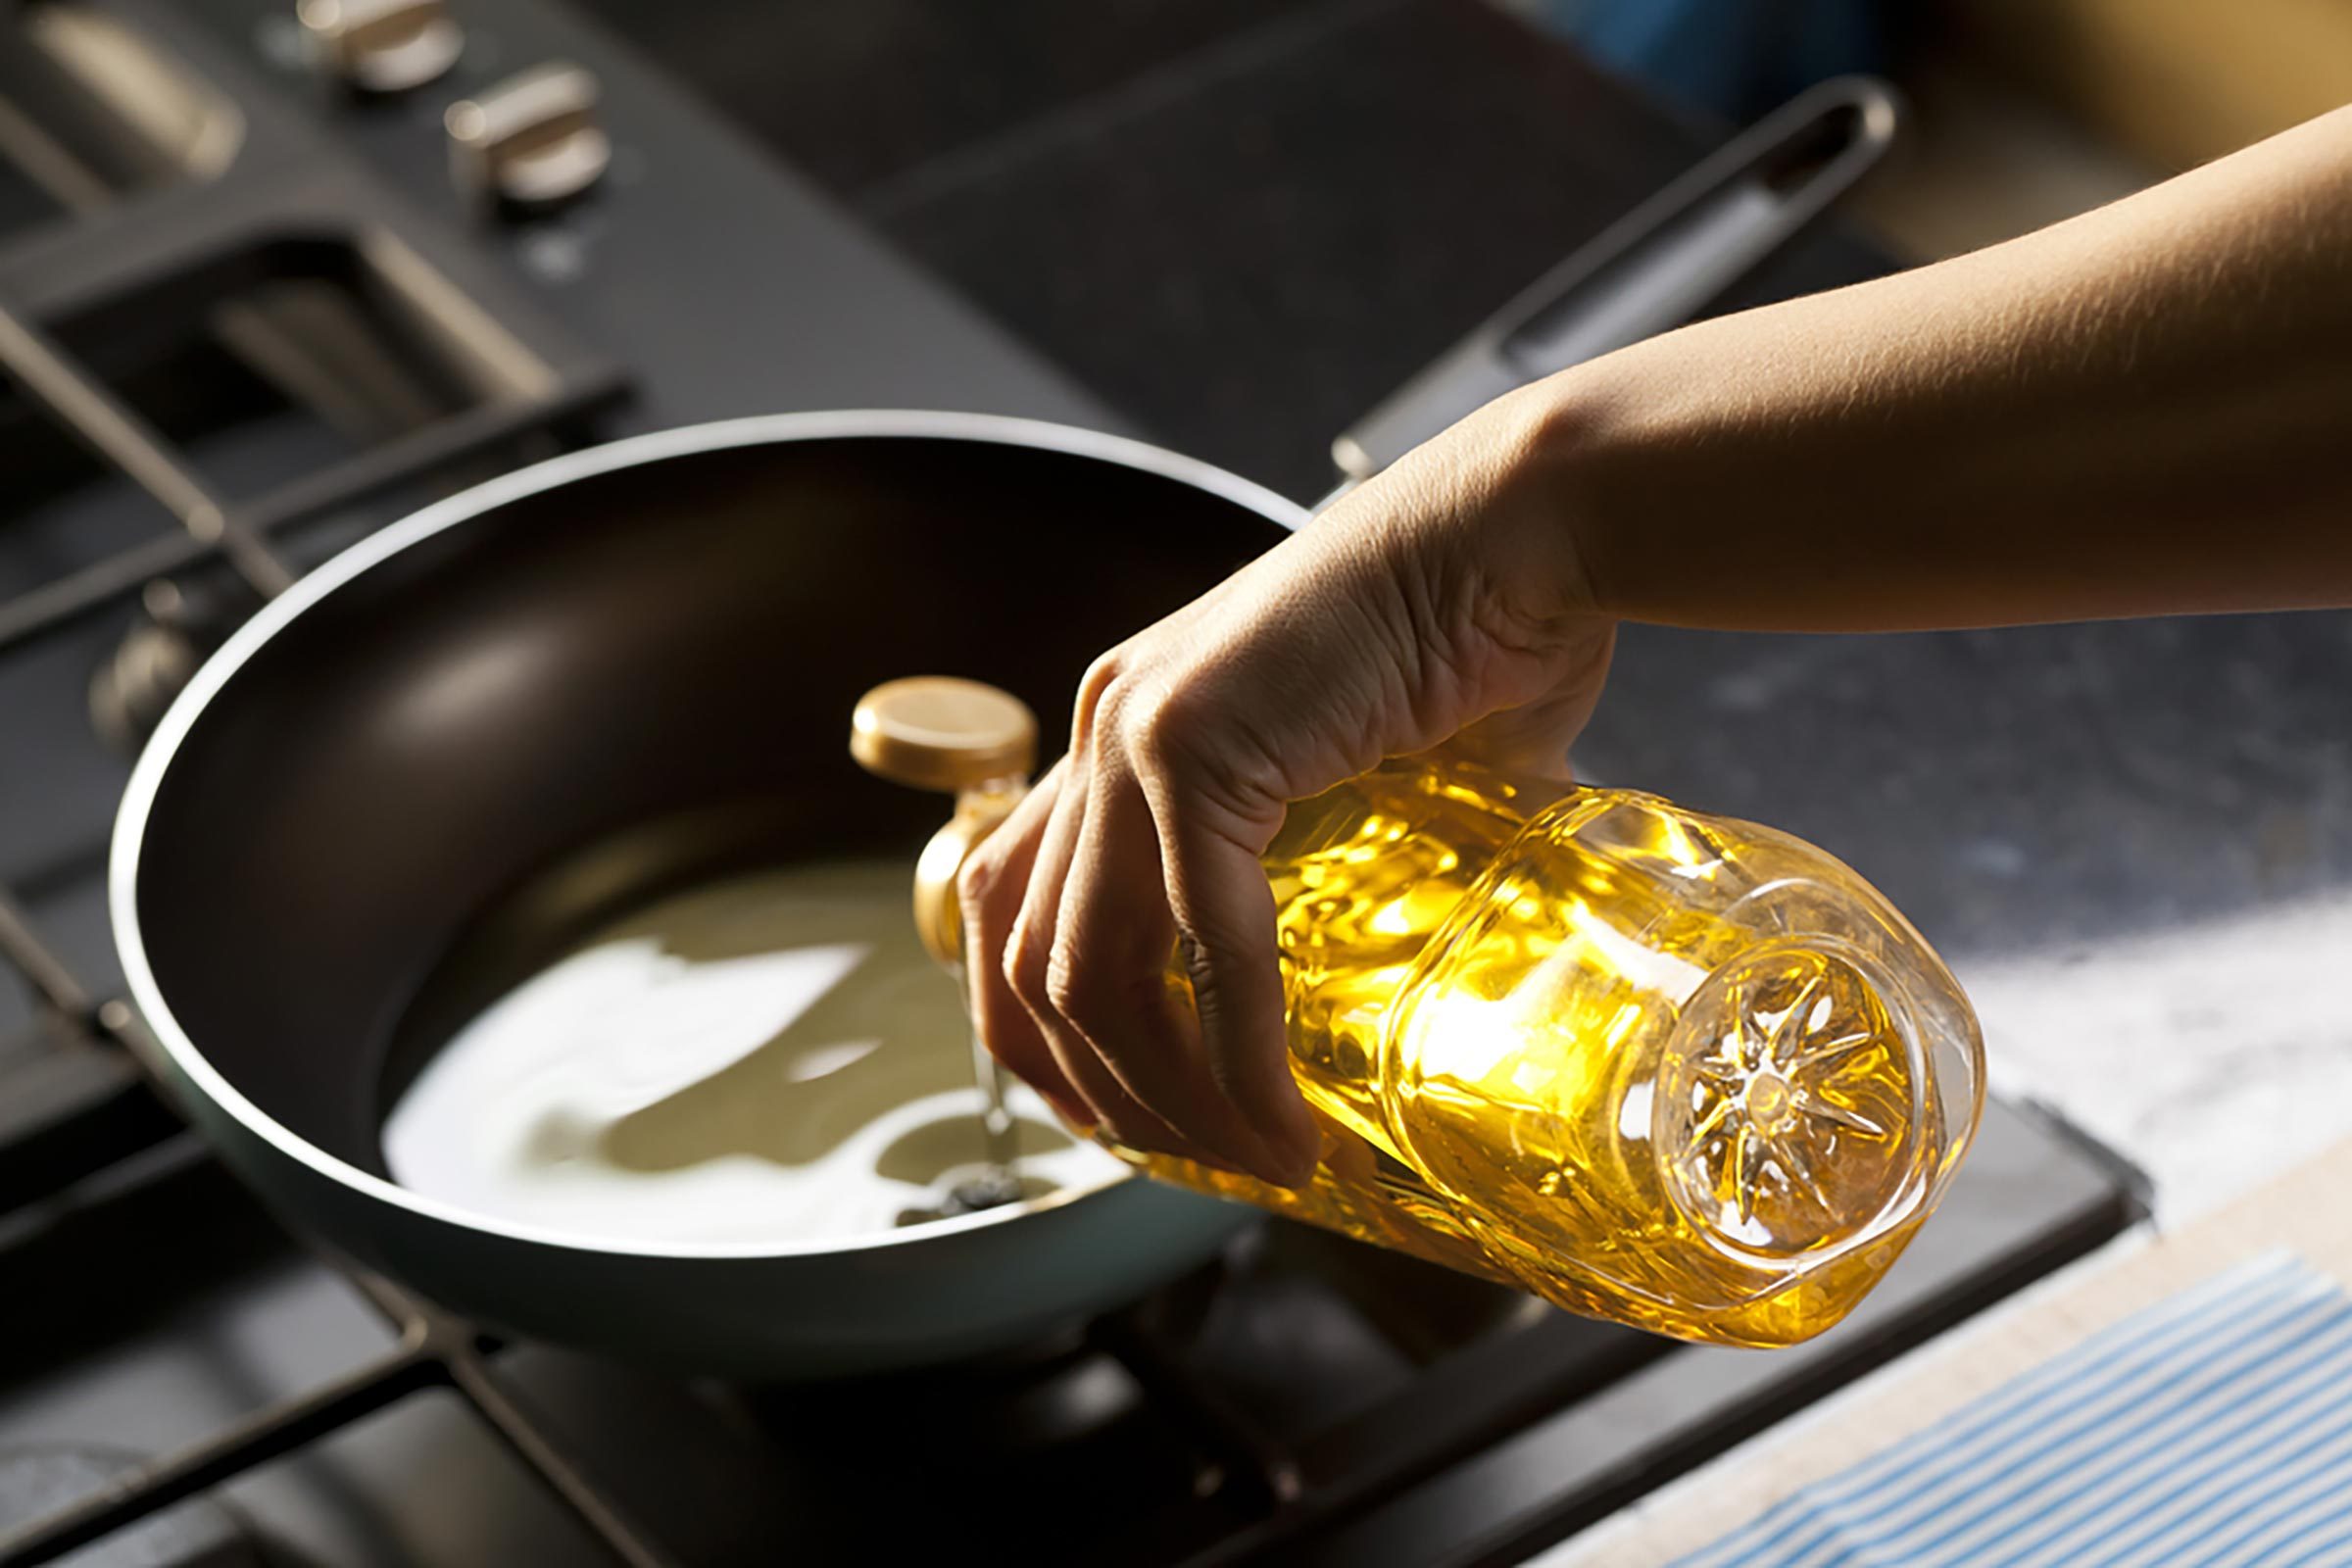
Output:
top-left (1469, 368), bottom-right (1638, 626)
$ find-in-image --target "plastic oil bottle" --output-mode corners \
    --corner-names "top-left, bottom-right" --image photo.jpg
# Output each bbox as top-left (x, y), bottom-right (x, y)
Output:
top-left (851, 677), bottom-right (1984, 1349)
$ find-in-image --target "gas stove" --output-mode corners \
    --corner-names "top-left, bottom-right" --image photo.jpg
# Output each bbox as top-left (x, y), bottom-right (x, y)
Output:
top-left (0, 2), bottom-right (2140, 1564)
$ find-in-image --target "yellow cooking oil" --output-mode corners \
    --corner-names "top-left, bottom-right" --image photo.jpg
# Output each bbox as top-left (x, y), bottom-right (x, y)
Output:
top-left (1111, 758), bottom-right (1983, 1348)
top-left (851, 680), bottom-right (1984, 1350)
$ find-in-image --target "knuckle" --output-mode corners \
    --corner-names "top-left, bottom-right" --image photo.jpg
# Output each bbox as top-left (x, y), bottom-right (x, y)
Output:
top-left (1181, 951), bottom-right (1226, 1024)
top-left (1079, 650), bottom-right (1125, 706)
top-left (1074, 651), bottom-right (1128, 734)
top-left (1004, 922), bottom-right (1055, 1014)
top-left (1175, 914), bottom-right (1246, 975)
top-left (956, 846), bottom-right (1004, 915)
top-left (1042, 944), bottom-right (1089, 1022)
top-left (1044, 968), bottom-right (1086, 1029)
top-left (1118, 680), bottom-right (1192, 774)
top-left (1178, 941), bottom-right (1260, 1049)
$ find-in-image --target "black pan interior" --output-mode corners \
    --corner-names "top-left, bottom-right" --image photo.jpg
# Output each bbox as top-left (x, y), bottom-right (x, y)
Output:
top-left (130, 434), bottom-right (1285, 1171)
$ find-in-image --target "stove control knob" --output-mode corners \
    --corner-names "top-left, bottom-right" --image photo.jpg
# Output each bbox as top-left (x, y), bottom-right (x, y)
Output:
top-left (89, 579), bottom-right (249, 756)
top-left (445, 64), bottom-right (612, 211)
top-left (296, 0), bottom-right (463, 93)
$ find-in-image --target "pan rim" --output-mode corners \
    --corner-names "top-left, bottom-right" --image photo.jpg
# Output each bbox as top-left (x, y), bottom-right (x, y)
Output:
top-left (110, 410), bottom-right (1305, 1260)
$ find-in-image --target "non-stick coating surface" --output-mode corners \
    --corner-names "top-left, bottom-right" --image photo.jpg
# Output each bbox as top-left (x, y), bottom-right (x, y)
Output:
top-left (131, 430), bottom-right (1285, 1178)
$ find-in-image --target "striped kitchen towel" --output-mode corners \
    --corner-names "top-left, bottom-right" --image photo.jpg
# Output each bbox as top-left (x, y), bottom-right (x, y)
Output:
top-left (1672, 1250), bottom-right (2352, 1568)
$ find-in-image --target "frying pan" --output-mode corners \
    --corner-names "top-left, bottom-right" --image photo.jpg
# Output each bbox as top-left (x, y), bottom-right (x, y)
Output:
top-left (110, 80), bottom-right (1896, 1377)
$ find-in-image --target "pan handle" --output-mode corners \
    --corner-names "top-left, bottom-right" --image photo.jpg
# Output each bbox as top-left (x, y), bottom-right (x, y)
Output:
top-left (1324, 74), bottom-right (1900, 495)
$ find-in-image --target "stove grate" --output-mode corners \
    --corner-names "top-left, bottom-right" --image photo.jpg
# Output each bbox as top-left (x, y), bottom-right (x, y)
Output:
top-left (0, 1234), bottom-right (684, 1568)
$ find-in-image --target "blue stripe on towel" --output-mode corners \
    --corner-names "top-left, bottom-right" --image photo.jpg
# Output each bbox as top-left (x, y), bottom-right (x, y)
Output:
top-left (1674, 1252), bottom-right (2352, 1568)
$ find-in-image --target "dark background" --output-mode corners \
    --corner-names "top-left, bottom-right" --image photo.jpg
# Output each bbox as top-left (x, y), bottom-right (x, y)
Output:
top-left (570, 0), bottom-right (1883, 500)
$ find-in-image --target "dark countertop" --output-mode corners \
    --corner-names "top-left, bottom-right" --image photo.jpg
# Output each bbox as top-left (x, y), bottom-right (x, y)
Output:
top-left (574, 0), bottom-right (2352, 1205)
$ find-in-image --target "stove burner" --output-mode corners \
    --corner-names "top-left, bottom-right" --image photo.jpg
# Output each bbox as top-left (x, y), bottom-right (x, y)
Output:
top-left (894, 1167), bottom-right (1055, 1227)
top-left (87, 580), bottom-right (252, 755)
top-left (941, 1168), bottom-right (1030, 1214)
top-left (0, 1447), bottom-right (263, 1568)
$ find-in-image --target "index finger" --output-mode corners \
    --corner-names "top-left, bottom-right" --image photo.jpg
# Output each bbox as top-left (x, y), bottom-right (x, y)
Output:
top-left (1154, 801), bottom-right (1321, 1186)
top-left (957, 760), bottom-right (1090, 1128)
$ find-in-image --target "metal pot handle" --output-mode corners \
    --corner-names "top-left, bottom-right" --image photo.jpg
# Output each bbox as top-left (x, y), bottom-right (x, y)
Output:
top-left (1325, 74), bottom-right (1901, 494)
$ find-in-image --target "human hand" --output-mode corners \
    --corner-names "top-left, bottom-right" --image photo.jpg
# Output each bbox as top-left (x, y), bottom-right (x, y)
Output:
top-left (957, 388), bottom-right (1617, 1185)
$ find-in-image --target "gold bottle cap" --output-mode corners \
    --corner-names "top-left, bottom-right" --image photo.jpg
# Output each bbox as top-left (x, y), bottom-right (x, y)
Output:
top-left (851, 676), bottom-right (1038, 794)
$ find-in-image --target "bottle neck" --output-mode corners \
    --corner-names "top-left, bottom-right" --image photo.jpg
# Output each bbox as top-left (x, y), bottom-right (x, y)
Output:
top-left (909, 774), bottom-right (1028, 970)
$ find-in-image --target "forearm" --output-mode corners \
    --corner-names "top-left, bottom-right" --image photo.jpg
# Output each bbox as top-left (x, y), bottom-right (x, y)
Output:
top-left (1535, 106), bottom-right (2352, 633)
